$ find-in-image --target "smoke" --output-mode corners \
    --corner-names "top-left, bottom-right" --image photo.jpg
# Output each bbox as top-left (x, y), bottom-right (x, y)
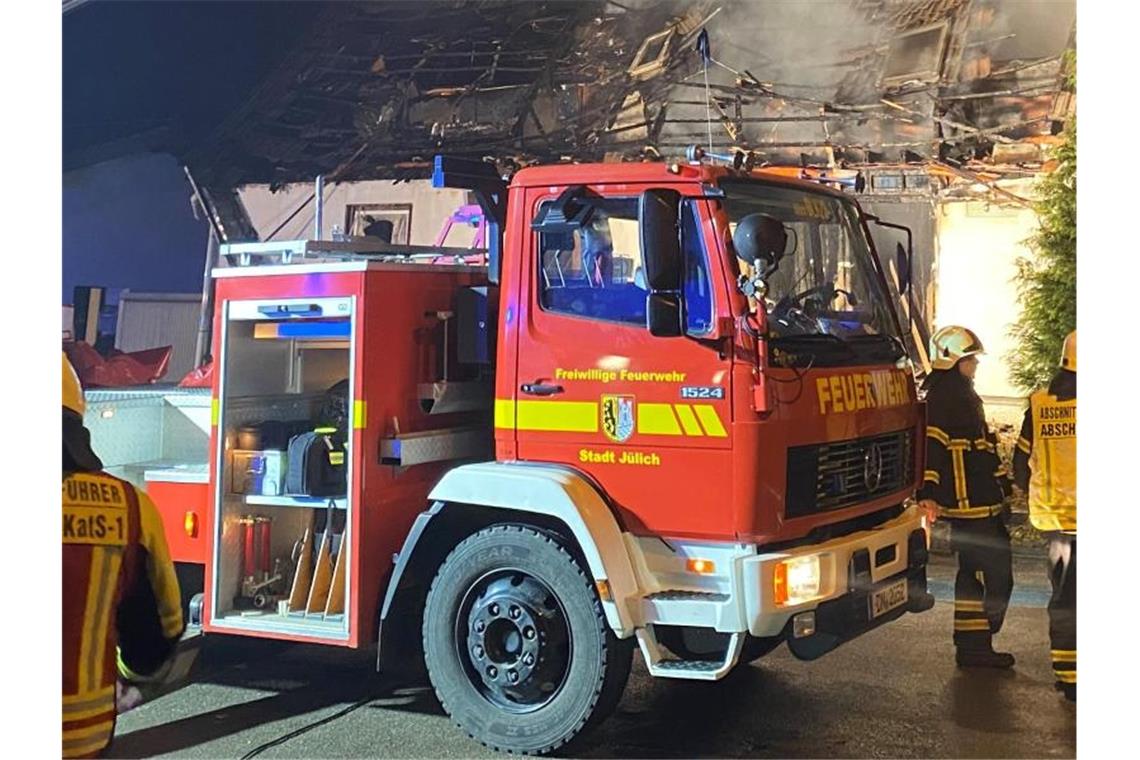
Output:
top-left (701, 0), bottom-right (884, 96)
top-left (653, 0), bottom-right (887, 153)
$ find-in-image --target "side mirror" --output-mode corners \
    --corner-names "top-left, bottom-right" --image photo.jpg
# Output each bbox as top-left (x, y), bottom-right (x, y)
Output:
top-left (895, 242), bottom-right (911, 296)
top-left (647, 293), bottom-right (683, 337)
top-left (639, 189), bottom-right (682, 291)
top-left (639, 188), bottom-right (684, 337)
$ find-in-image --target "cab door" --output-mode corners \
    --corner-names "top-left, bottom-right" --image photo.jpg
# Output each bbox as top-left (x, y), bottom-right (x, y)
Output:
top-left (513, 185), bottom-right (735, 539)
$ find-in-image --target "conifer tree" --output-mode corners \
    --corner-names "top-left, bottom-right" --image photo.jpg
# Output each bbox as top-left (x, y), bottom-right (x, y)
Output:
top-left (1009, 56), bottom-right (1076, 390)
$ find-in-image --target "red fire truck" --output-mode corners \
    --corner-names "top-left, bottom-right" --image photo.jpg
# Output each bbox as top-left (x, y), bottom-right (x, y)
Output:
top-left (93, 151), bottom-right (934, 754)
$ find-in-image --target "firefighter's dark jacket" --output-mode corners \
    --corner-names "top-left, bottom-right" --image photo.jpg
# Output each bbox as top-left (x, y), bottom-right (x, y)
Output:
top-left (919, 369), bottom-right (1011, 518)
top-left (1013, 369), bottom-right (1076, 492)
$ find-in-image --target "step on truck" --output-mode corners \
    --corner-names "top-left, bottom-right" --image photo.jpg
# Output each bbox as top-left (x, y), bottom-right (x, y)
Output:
top-left (92, 148), bottom-right (934, 754)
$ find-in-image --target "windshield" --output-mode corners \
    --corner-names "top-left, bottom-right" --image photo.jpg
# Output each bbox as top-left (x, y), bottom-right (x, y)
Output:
top-left (720, 178), bottom-right (904, 365)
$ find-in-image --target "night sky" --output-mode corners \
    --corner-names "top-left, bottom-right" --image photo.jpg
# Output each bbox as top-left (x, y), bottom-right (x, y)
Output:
top-left (64, 1), bottom-right (321, 166)
top-left (62, 1), bottom-right (322, 301)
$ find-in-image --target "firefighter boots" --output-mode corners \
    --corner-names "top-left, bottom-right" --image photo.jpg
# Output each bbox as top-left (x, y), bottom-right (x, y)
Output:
top-left (956, 648), bottom-right (1015, 669)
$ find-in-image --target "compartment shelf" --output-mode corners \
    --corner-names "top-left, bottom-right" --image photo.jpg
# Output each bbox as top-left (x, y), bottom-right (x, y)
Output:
top-left (212, 610), bottom-right (348, 639)
top-left (244, 494), bottom-right (347, 509)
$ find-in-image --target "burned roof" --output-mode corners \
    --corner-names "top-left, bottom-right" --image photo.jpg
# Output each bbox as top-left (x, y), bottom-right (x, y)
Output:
top-left (65, 0), bottom-right (1075, 190)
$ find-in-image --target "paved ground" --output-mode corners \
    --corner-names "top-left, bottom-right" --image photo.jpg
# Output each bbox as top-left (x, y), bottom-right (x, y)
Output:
top-left (109, 554), bottom-right (1075, 759)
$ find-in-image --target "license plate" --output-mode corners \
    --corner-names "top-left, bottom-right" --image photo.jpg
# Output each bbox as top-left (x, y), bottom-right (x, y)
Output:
top-left (869, 578), bottom-right (908, 619)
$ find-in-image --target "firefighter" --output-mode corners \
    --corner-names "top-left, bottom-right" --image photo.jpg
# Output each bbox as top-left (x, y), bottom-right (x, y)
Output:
top-left (62, 354), bottom-right (184, 757)
top-left (918, 326), bottom-right (1015, 668)
top-left (581, 212), bottom-right (614, 287)
top-left (1013, 330), bottom-right (1076, 701)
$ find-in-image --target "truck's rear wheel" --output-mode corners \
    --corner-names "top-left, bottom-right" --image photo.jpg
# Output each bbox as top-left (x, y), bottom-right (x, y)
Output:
top-left (423, 524), bottom-right (632, 755)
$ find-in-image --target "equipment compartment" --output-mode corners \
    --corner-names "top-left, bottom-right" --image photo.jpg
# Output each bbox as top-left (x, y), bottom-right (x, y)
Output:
top-left (210, 296), bottom-right (356, 640)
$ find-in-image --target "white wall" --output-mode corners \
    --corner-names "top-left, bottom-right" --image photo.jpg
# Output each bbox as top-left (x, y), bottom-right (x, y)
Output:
top-left (237, 179), bottom-right (478, 247)
top-left (933, 179), bottom-right (1040, 400)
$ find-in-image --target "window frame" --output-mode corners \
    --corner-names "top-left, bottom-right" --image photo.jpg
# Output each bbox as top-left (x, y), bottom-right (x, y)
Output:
top-left (344, 202), bottom-right (413, 243)
top-left (532, 194), bottom-right (715, 336)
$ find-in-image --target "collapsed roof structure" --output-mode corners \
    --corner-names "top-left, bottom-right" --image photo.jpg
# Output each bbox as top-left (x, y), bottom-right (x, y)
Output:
top-left (186, 1), bottom-right (1073, 175)
top-left (65, 0), bottom-right (1076, 238)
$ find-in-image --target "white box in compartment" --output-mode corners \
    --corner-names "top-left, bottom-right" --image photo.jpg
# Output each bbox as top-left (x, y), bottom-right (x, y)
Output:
top-left (231, 450), bottom-right (287, 496)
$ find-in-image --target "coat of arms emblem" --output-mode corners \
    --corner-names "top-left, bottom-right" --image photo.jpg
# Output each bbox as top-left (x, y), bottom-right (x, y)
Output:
top-left (601, 395), bottom-right (635, 443)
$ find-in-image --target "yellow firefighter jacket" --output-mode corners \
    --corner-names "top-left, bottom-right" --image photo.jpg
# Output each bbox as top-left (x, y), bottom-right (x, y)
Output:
top-left (1014, 383), bottom-right (1076, 533)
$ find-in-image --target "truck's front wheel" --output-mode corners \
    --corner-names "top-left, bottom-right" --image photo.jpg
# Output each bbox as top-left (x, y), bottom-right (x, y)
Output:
top-left (423, 524), bottom-right (632, 754)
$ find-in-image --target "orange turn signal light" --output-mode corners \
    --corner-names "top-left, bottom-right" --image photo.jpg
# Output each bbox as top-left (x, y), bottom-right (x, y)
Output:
top-left (686, 558), bottom-right (716, 575)
top-left (773, 562), bottom-right (788, 606)
top-left (184, 511), bottom-right (199, 538)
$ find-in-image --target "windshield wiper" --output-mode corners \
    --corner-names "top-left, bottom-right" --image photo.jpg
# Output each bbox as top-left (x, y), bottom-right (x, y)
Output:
top-left (847, 333), bottom-right (908, 359)
top-left (769, 333), bottom-right (856, 357)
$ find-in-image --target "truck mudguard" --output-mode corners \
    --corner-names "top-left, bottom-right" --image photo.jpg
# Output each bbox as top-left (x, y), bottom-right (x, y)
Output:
top-left (383, 461), bottom-right (640, 636)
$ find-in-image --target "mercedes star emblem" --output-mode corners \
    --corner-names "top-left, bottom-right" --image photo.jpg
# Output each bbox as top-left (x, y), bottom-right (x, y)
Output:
top-left (863, 443), bottom-right (884, 491)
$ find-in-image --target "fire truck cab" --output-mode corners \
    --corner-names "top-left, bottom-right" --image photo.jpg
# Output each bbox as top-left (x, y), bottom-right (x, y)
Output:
top-left (140, 152), bottom-right (933, 754)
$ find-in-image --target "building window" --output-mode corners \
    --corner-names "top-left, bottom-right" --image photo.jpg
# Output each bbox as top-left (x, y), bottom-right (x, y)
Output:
top-left (344, 203), bottom-right (413, 244)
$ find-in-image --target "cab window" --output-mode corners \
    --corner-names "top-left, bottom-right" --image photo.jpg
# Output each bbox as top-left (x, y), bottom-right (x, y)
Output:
top-left (538, 197), bottom-right (644, 325)
top-left (537, 197), bottom-right (712, 334)
top-left (681, 202), bottom-right (713, 335)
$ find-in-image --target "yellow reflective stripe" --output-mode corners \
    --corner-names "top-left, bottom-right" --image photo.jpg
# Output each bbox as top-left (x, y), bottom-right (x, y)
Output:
top-left (64, 685), bottom-right (114, 705)
top-left (1017, 436), bottom-right (1031, 454)
top-left (940, 504), bottom-right (1001, 518)
top-left (138, 495), bottom-right (184, 638)
top-left (211, 398), bottom-right (220, 426)
top-left (926, 426), bottom-right (950, 445)
top-left (64, 733), bottom-right (114, 756)
top-left (116, 647), bottom-right (137, 681)
top-left (950, 448), bottom-right (968, 507)
top-left (1055, 670), bottom-right (1077, 683)
top-left (353, 400), bottom-right (367, 430)
top-left (954, 600), bottom-right (985, 611)
top-left (974, 438), bottom-right (995, 452)
top-left (62, 720), bottom-right (115, 741)
top-left (954, 620), bottom-right (990, 631)
top-left (62, 692), bottom-right (115, 721)
top-left (78, 549), bottom-right (107, 693)
top-left (494, 398), bottom-right (515, 428)
top-left (637, 403), bottom-right (681, 435)
top-left (923, 469), bottom-right (940, 485)
top-left (90, 548), bottom-right (123, 693)
top-left (61, 729), bottom-right (114, 756)
top-left (994, 465), bottom-right (1008, 477)
top-left (493, 398), bottom-right (727, 438)
top-left (673, 404), bottom-right (704, 436)
top-left (1051, 649), bottom-right (1077, 662)
top-left (516, 400), bottom-right (598, 432)
top-left (1042, 430), bottom-right (1055, 506)
top-left (693, 404), bottom-right (727, 437)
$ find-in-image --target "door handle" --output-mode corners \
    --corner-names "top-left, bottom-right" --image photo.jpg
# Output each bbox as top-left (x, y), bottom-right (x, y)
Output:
top-left (521, 383), bottom-right (564, 396)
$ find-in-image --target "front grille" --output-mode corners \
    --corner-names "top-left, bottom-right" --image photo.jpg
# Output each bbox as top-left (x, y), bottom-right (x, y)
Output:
top-left (785, 429), bottom-right (913, 518)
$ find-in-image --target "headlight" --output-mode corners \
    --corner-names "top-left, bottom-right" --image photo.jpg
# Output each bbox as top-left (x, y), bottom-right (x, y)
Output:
top-left (774, 555), bottom-right (822, 606)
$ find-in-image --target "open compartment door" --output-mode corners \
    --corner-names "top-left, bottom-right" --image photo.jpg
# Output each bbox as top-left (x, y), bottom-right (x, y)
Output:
top-left (209, 296), bottom-right (356, 643)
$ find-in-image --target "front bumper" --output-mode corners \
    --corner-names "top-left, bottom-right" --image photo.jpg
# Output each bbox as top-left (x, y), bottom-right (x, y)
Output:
top-left (784, 563), bottom-right (931, 660)
top-left (741, 505), bottom-right (930, 639)
top-left (632, 506), bottom-right (932, 679)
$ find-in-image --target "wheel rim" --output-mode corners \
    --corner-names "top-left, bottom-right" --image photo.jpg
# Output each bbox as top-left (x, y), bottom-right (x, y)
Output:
top-left (457, 569), bottom-right (572, 713)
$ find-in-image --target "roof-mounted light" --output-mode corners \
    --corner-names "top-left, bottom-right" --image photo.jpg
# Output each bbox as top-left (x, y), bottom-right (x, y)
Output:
top-left (685, 144), bottom-right (759, 172)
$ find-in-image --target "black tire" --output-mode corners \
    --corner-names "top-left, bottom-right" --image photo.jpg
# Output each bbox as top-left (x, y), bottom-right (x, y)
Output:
top-left (740, 634), bottom-right (783, 664)
top-left (423, 524), bottom-right (633, 755)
